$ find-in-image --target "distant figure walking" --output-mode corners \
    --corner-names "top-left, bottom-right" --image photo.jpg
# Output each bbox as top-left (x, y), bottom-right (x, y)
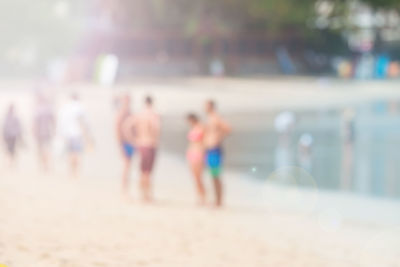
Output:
top-left (341, 108), bottom-right (356, 190)
top-left (204, 100), bottom-right (231, 207)
top-left (2, 104), bottom-right (23, 167)
top-left (33, 93), bottom-right (55, 171)
top-left (115, 94), bottom-right (135, 197)
top-left (125, 96), bottom-right (160, 202)
top-left (186, 113), bottom-right (206, 205)
top-left (297, 133), bottom-right (313, 173)
top-left (59, 94), bottom-right (92, 177)
top-left (274, 111), bottom-right (295, 171)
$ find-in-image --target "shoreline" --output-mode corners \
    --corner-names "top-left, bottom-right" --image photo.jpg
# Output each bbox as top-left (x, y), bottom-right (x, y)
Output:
top-left (3, 77), bottom-right (400, 111)
top-left (163, 152), bottom-right (400, 227)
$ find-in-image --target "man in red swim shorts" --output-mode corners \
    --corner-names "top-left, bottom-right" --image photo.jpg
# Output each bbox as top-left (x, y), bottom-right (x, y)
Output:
top-left (125, 96), bottom-right (160, 202)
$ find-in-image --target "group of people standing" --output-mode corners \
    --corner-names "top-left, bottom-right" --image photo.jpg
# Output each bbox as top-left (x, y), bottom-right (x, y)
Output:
top-left (2, 91), bottom-right (231, 207)
top-left (116, 96), bottom-right (231, 207)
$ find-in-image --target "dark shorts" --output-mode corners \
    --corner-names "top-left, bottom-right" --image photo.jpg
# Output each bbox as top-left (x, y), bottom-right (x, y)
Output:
top-left (5, 137), bottom-right (17, 156)
top-left (122, 142), bottom-right (135, 158)
top-left (139, 147), bottom-right (157, 173)
top-left (36, 136), bottom-right (52, 149)
top-left (206, 147), bottom-right (223, 178)
top-left (67, 137), bottom-right (83, 153)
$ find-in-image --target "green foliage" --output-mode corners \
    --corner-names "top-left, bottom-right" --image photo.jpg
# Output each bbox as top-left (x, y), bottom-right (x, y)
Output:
top-left (362, 0), bottom-right (400, 10)
top-left (116, 0), bottom-right (317, 38)
top-left (117, 0), bottom-right (400, 35)
top-left (2, 0), bottom-right (399, 68)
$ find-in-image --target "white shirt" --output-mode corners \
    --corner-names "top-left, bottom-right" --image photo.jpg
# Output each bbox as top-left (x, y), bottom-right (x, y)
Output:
top-left (274, 111), bottom-right (295, 133)
top-left (59, 100), bottom-right (86, 139)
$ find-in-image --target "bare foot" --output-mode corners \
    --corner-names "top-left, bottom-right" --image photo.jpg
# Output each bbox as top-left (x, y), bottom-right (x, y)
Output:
top-left (121, 192), bottom-right (133, 203)
top-left (141, 196), bottom-right (154, 204)
top-left (212, 202), bottom-right (224, 209)
top-left (196, 198), bottom-right (206, 207)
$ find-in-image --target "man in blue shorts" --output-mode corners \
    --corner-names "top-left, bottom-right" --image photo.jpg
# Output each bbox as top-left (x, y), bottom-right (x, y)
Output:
top-left (116, 94), bottom-right (135, 198)
top-left (204, 100), bottom-right (231, 207)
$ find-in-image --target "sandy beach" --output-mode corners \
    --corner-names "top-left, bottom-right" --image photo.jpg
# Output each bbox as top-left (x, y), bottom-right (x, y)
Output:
top-left (0, 78), bottom-right (399, 267)
top-left (1, 153), bottom-right (399, 267)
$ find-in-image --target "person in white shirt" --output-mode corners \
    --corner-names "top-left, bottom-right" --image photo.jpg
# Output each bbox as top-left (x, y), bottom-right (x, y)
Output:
top-left (59, 94), bottom-right (92, 177)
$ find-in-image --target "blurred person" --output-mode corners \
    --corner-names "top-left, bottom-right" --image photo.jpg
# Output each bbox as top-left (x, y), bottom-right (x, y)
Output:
top-left (59, 94), bottom-right (93, 177)
top-left (2, 104), bottom-right (23, 167)
top-left (209, 58), bottom-right (225, 77)
top-left (116, 94), bottom-right (135, 197)
top-left (355, 53), bottom-right (374, 80)
top-left (274, 111), bottom-right (295, 172)
top-left (125, 96), bottom-right (160, 202)
top-left (341, 108), bottom-right (356, 190)
top-left (186, 113), bottom-right (206, 205)
top-left (276, 46), bottom-right (296, 75)
top-left (297, 133), bottom-right (313, 173)
top-left (337, 60), bottom-right (353, 78)
top-left (388, 61), bottom-right (400, 78)
top-left (33, 93), bottom-right (56, 171)
top-left (274, 111), bottom-right (295, 145)
top-left (204, 100), bottom-right (231, 207)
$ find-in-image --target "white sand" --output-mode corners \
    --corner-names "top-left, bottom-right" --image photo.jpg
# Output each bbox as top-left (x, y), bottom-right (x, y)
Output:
top-left (1, 156), bottom-right (399, 267)
top-left (0, 79), bottom-right (399, 267)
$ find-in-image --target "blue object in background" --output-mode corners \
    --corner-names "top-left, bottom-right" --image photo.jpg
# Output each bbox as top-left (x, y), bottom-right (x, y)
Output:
top-left (372, 101), bottom-right (388, 115)
top-left (276, 47), bottom-right (296, 75)
top-left (374, 54), bottom-right (389, 79)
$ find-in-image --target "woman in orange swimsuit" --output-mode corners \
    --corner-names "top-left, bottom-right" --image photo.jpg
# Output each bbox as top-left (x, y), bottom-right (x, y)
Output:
top-left (186, 113), bottom-right (206, 205)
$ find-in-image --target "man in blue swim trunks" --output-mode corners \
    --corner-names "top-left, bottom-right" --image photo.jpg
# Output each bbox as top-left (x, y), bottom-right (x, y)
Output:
top-left (116, 94), bottom-right (135, 198)
top-left (204, 100), bottom-right (231, 207)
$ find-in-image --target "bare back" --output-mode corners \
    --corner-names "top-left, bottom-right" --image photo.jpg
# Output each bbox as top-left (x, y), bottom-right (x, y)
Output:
top-left (135, 109), bottom-right (160, 147)
top-left (116, 109), bottom-right (131, 143)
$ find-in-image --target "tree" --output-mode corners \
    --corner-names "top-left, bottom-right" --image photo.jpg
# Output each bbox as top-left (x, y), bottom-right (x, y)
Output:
top-left (115, 0), bottom-right (316, 36)
top-left (362, 0), bottom-right (400, 10)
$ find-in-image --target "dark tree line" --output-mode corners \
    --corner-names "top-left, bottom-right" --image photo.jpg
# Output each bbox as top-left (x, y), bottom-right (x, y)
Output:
top-left (1, 0), bottom-right (399, 74)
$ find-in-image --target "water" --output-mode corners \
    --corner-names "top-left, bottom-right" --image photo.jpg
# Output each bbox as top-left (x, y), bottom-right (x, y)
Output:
top-left (161, 100), bottom-right (400, 199)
